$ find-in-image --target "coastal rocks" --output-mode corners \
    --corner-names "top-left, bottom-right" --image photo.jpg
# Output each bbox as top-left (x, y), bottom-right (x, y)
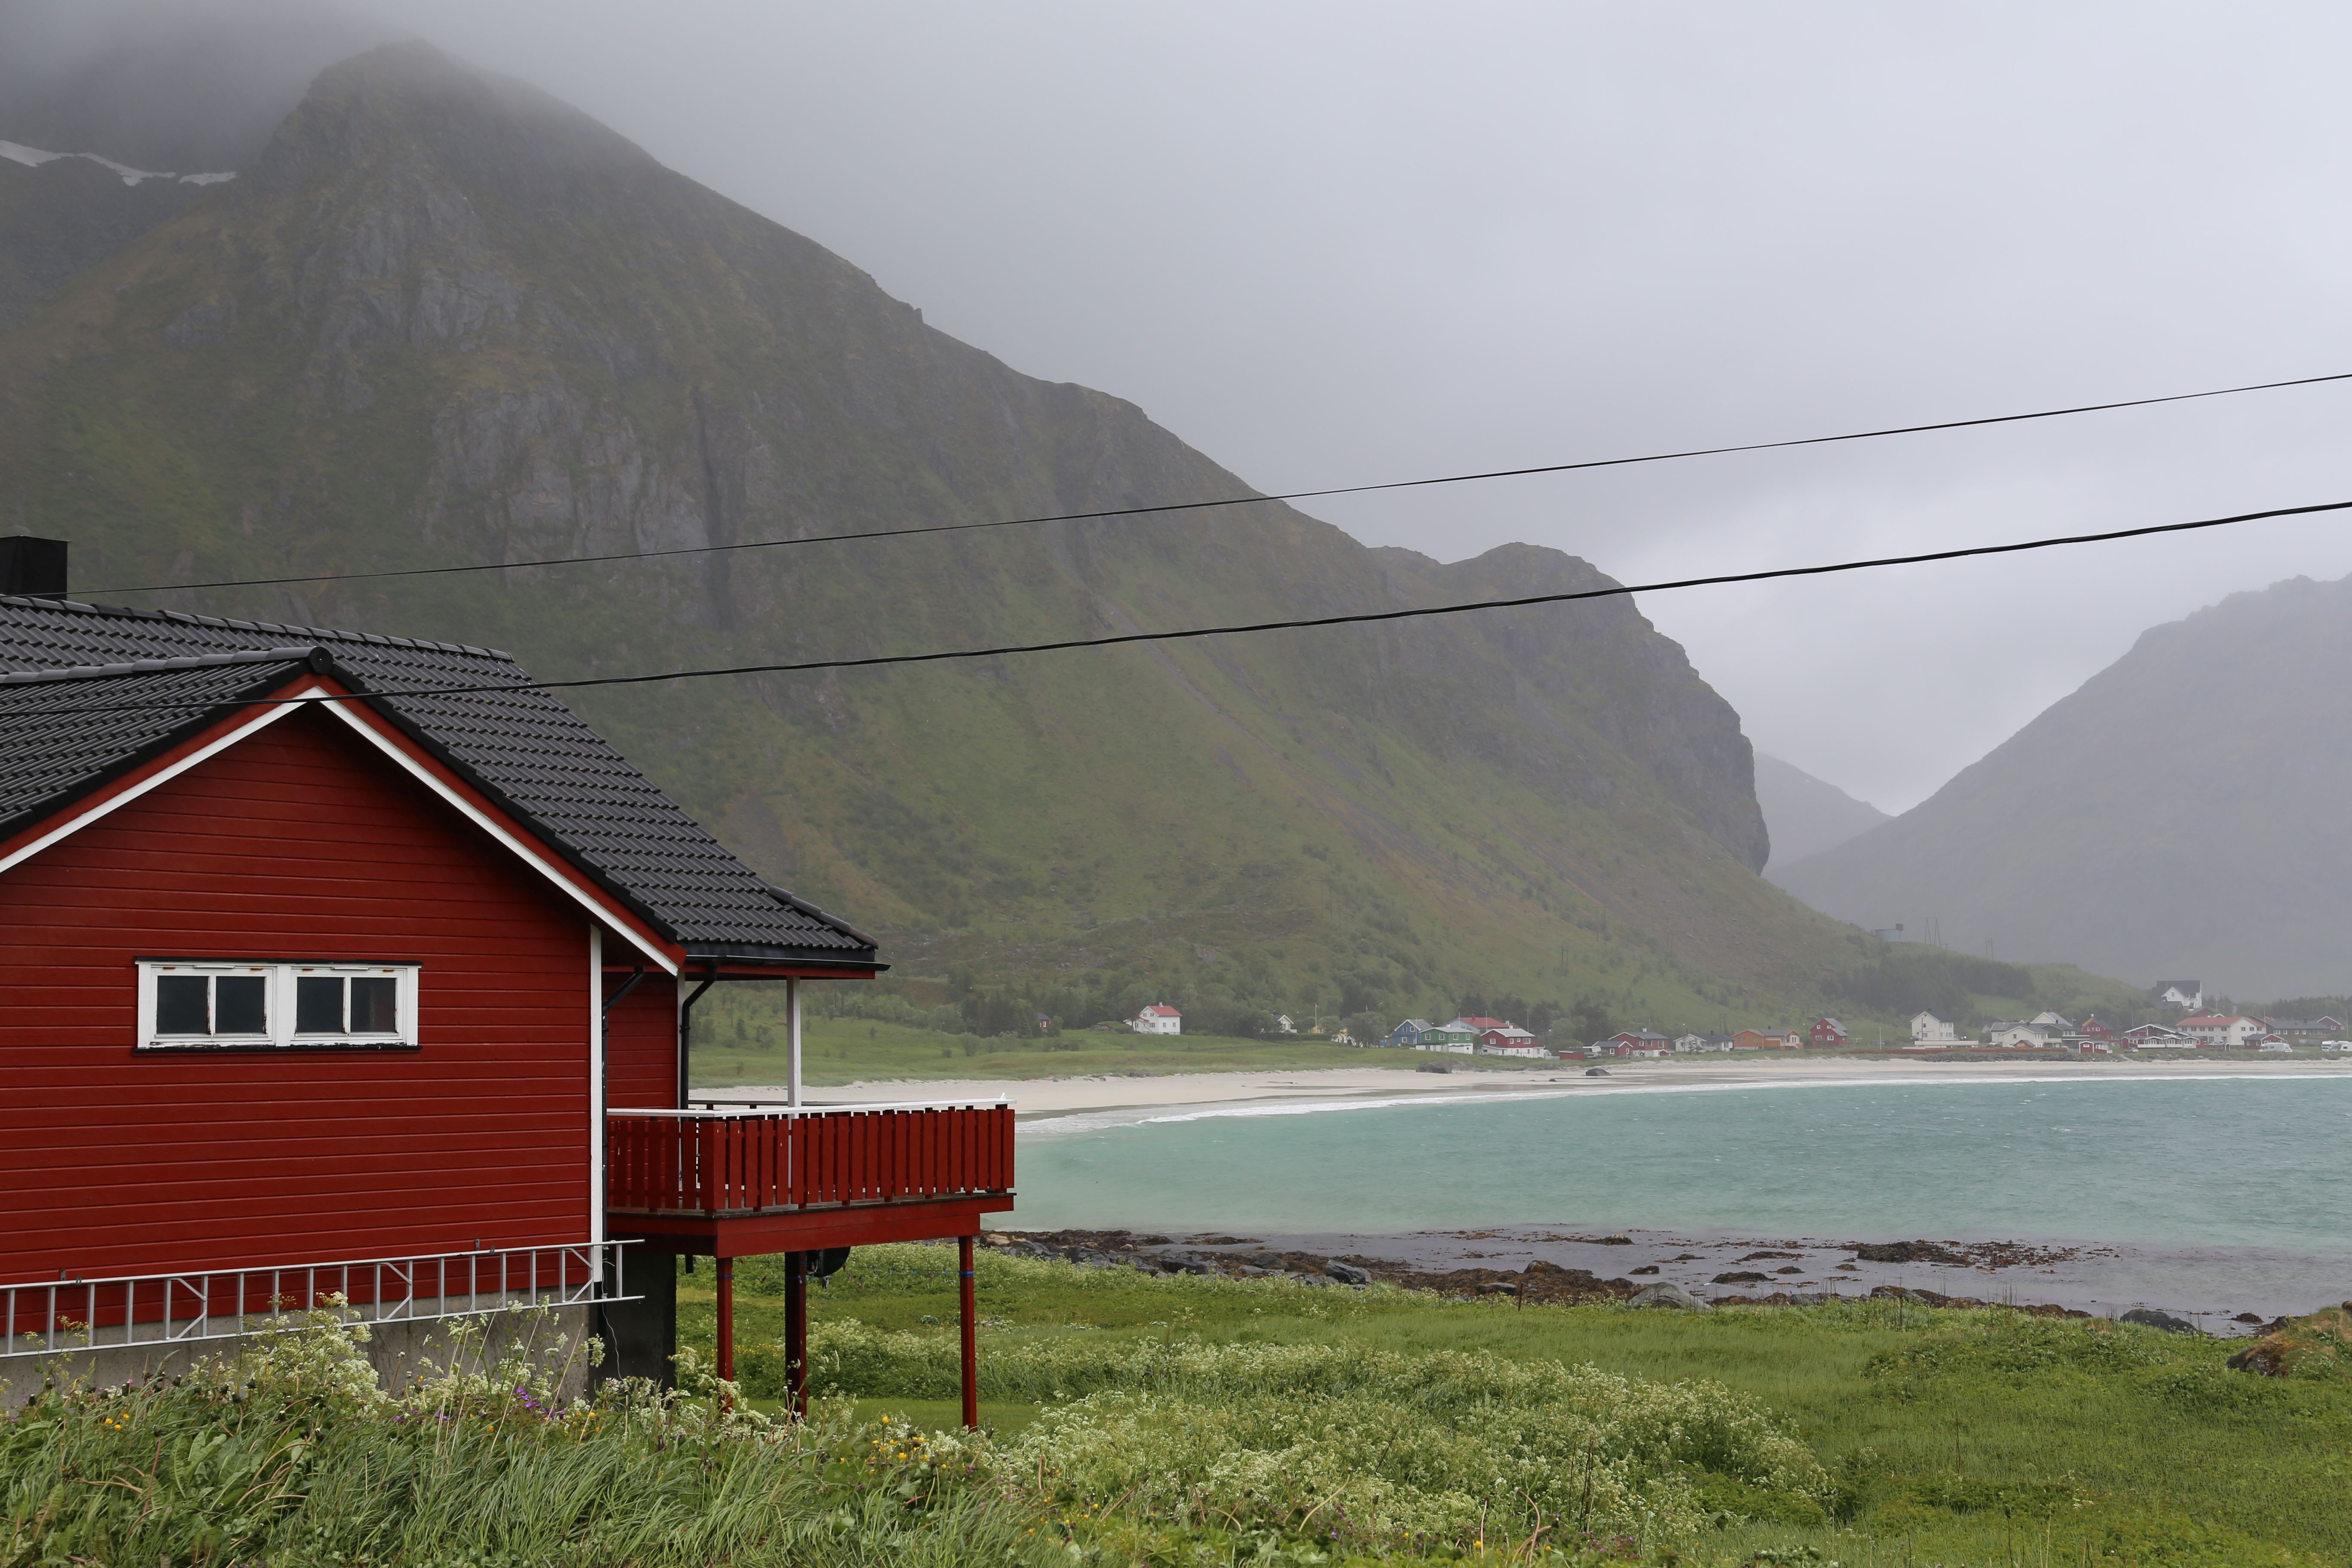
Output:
top-left (1628, 1282), bottom-right (1710, 1311)
top-left (1862, 1284), bottom-right (2089, 1318)
top-left (1736, 1251), bottom-right (1803, 1262)
top-left (1629, 1265), bottom-right (1661, 1275)
top-left (1712, 1271), bottom-right (1772, 1285)
top-left (2120, 1308), bottom-right (2202, 1336)
top-left (1844, 1238), bottom-right (2084, 1271)
top-left (1850, 1240), bottom-right (1974, 1268)
top-left (1325, 1262), bottom-right (1373, 1286)
top-left (2226, 1304), bottom-right (2349, 1376)
top-left (1595, 1235), bottom-right (1633, 1245)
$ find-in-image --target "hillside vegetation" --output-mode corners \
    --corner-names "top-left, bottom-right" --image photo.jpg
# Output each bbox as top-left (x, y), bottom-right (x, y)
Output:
top-left (0, 40), bottom-right (1895, 1029)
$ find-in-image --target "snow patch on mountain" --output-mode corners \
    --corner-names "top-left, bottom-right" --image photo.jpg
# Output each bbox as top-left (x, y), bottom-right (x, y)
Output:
top-left (0, 138), bottom-right (231, 185)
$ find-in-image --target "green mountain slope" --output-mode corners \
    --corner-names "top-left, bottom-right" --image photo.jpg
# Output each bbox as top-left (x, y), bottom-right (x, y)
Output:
top-left (0, 41), bottom-right (1873, 1033)
top-left (1775, 573), bottom-right (2352, 1000)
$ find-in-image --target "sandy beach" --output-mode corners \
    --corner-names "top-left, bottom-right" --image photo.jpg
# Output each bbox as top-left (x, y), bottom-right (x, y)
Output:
top-left (772, 1052), bottom-right (2351, 1120)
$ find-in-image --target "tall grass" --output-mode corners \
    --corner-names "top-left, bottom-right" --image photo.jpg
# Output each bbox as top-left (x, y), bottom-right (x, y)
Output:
top-left (1, 1306), bottom-right (1041, 1568)
top-left (778, 1320), bottom-right (1834, 1549)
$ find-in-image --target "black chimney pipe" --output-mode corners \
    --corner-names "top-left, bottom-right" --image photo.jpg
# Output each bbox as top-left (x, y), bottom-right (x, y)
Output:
top-left (0, 537), bottom-right (67, 598)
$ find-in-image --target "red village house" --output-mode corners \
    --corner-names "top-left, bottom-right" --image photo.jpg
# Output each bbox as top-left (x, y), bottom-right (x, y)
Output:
top-left (0, 559), bottom-right (1010, 1417)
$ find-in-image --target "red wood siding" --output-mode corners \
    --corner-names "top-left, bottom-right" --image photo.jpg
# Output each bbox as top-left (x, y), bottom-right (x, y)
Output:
top-left (606, 974), bottom-right (678, 1109)
top-left (0, 707), bottom-right (600, 1283)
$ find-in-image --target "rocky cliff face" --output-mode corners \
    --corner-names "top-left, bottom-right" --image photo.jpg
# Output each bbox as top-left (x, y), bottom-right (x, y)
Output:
top-left (0, 153), bottom-right (208, 330)
top-left (0, 40), bottom-right (1853, 1023)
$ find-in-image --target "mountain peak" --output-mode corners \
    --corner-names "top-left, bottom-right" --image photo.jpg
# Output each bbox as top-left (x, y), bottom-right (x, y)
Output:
top-left (240, 40), bottom-right (662, 211)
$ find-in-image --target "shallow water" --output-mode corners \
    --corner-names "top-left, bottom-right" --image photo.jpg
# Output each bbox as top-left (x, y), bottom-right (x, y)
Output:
top-left (1014, 1075), bottom-right (2352, 1253)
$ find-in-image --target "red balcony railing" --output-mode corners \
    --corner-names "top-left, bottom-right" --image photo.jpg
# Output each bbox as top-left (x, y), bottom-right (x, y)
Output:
top-left (604, 1100), bottom-right (1014, 1217)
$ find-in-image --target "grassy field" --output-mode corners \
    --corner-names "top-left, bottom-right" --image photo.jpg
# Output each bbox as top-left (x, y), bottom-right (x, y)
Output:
top-left (11, 1251), bottom-right (2344, 1565)
top-left (682, 1244), bottom-right (2352, 1566)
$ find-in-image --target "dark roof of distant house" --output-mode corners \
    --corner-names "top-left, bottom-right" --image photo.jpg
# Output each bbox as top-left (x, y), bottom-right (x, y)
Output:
top-left (2262, 1018), bottom-right (2334, 1032)
top-left (0, 597), bottom-right (876, 967)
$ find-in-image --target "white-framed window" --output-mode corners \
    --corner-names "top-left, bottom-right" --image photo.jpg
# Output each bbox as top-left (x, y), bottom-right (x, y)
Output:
top-left (136, 960), bottom-right (420, 1051)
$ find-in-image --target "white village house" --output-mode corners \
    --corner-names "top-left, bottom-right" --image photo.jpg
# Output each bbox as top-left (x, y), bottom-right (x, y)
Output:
top-left (2149, 980), bottom-right (2204, 1011)
top-left (2177, 1013), bottom-right (2265, 1049)
top-left (1133, 1003), bottom-right (1182, 1035)
top-left (1910, 1011), bottom-right (1966, 1046)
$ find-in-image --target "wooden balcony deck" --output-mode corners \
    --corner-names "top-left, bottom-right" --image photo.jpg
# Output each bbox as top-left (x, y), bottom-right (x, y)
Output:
top-left (603, 1099), bottom-right (1015, 1254)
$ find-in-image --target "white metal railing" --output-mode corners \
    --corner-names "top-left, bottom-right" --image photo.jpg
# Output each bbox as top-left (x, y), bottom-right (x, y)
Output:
top-left (612, 1096), bottom-right (1015, 1118)
top-left (0, 1240), bottom-right (634, 1361)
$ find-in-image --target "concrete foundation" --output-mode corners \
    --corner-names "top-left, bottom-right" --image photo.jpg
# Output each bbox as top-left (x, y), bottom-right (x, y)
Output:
top-left (0, 1302), bottom-right (601, 1408)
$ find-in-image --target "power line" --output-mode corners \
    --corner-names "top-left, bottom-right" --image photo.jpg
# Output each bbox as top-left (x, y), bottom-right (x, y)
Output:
top-left (80, 368), bottom-right (2352, 596)
top-left (34, 495), bottom-right (2348, 715)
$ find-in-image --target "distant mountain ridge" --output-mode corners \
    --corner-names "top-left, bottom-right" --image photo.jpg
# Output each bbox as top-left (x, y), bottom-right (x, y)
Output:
top-left (0, 35), bottom-right (1869, 1029)
top-left (1774, 574), bottom-right (2352, 998)
top-left (1754, 754), bottom-right (1889, 870)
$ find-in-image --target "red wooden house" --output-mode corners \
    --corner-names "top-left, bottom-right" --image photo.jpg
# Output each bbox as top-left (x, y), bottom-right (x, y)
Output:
top-left (1807, 1017), bottom-right (1848, 1047)
top-left (0, 563), bottom-right (1010, 1416)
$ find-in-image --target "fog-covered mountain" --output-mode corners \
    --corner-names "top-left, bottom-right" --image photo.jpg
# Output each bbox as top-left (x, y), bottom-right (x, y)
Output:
top-left (0, 28), bottom-right (1877, 1029)
top-left (1755, 754), bottom-right (1889, 871)
top-left (1774, 574), bottom-right (2352, 998)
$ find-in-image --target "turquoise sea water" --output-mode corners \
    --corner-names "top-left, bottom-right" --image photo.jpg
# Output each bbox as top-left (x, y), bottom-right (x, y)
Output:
top-left (1012, 1075), bottom-right (2352, 1250)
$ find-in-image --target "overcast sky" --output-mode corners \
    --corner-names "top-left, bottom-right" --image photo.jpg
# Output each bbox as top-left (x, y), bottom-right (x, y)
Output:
top-left (280, 4), bottom-right (2352, 807)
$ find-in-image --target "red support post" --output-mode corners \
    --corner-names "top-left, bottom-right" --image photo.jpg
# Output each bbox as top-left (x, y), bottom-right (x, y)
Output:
top-left (714, 1255), bottom-right (735, 1383)
top-left (784, 1251), bottom-right (808, 1419)
top-left (959, 1234), bottom-right (979, 1430)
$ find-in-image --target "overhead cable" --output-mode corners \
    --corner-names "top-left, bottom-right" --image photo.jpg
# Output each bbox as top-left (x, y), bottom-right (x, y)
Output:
top-left (36, 496), bottom-right (2349, 715)
top-left (80, 368), bottom-right (2352, 596)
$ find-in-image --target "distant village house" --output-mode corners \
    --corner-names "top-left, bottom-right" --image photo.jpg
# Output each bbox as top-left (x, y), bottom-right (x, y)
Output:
top-left (1133, 1003), bottom-right (1182, 1036)
top-left (1808, 1017), bottom-right (1848, 1047)
top-left (1476, 1024), bottom-right (1548, 1057)
top-left (1910, 1011), bottom-right (1964, 1046)
top-left (2149, 980), bottom-right (2204, 1011)
top-left (2177, 1013), bottom-right (2264, 1049)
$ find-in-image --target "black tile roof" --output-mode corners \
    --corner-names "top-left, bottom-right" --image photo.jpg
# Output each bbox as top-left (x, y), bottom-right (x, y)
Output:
top-left (0, 597), bottom-right (877, 966)
top-left (0, 649), bottom-right (324, 836)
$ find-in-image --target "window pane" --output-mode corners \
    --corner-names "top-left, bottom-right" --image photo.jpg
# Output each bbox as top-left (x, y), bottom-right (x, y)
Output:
top-left (155, 975), bottom-right (209, 1034)
top-left (296, 976), bottom-right (344, 1033)
top-left (349, 977), bottom-right (398, 1034)
top-left (215, 975), bottom-right (268, 1035)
